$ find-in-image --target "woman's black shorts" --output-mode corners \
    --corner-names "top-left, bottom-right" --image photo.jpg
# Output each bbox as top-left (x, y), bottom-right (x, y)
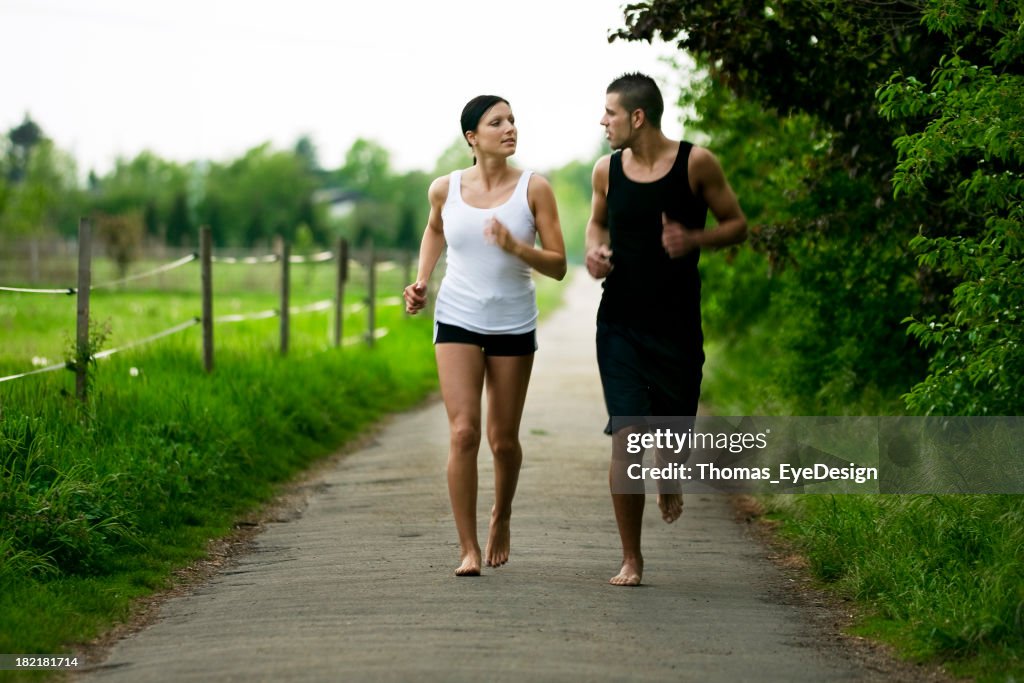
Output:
top-left (434, 321), bottom-right (537, 357)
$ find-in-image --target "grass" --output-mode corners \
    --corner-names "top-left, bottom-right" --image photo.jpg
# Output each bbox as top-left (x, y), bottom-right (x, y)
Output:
top-left (760, 495), bottom-right (1024, 681)
top-left (703, 318), bottom-right (1024, 682)
top-left (0, 255), bottom-right (572, 681)
top-left (0, 310), bottom-right (439, 675)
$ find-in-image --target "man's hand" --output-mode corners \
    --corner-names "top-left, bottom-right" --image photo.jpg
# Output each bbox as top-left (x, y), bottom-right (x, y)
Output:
top-left (661, 213), bottom-right (701, 259)
top-left (586, 244), bottom-right (614, 279)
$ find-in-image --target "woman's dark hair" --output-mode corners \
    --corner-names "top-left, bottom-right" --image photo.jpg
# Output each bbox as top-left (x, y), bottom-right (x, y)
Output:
top-left (460, 95), bottom-right (509, 162)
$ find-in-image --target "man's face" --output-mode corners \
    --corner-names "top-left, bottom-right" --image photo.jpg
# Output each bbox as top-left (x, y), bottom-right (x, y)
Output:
top-left (601, 93), bottom-right (634, 150)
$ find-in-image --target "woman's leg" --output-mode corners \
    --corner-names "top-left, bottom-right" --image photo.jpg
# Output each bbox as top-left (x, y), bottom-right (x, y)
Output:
top-left (482, 353), bottom-right (535, 567)
top-left (436, 343), bottom-right (486, 576)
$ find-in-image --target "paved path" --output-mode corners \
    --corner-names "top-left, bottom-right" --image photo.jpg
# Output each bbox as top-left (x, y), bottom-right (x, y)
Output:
top-left (79, 270), bottom-right (877, 682)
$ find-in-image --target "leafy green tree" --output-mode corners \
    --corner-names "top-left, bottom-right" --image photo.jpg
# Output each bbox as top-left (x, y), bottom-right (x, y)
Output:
top-left (0, 131), bottom-right (81, 240)
top-left (6, 115), bottom-right (43, 184)
top-left (94, 211), bottom-right (144, 280)
top-left (611, 0), bottom-right (956, 412)
top-left (878, 1), bottom-right (1024, 415)
top-left (165, 191), bottom-right (193, 247)
top-left (334, 139), bottom-right (402, 247)
top-left (293, 135), bottom-right (321, 176)
top-left (89, 151), bottom-right (191, 241)
top-left (201, 143), bottom-right (320, 247)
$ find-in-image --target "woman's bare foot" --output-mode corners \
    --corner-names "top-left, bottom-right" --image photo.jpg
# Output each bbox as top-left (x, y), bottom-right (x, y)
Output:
top-left (455, 548), bottom-right (482, 576)
top-left (609, 556), bottom-right (643, 586)
top-left (485, 510), bottom-right (511, 567)
top-left (657, 493), bottom-right (683, 523)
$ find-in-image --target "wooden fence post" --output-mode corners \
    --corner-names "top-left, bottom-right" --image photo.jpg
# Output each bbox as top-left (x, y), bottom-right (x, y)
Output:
top-left (200, 226), bottom-right (214, 373)
top-left (280, 238), bottom-right (290, 355)
top-left (366, 238), bottom-right (376, 348)
top-left (75, 218), bottom-right (92, 402)
top-left (334, 238), bottom-right (348, 348)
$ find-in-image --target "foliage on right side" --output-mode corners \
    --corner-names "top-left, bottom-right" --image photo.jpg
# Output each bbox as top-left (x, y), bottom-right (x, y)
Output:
top-left (616, 0), bottom-right (1022, 417)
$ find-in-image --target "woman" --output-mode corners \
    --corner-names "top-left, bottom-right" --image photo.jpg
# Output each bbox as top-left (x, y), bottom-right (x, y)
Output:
top-left (404, 95), bottom-right (567, 576)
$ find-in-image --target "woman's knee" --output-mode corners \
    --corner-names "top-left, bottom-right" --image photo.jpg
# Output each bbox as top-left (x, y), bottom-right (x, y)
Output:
top-left (488, 434), bottom-right (521, 461)
top-left (450, 423), bottom-right (481, 454)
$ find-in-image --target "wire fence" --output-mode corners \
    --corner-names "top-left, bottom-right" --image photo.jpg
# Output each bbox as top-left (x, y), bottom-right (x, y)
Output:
top-left (0, 220), bottom-right (414, 397)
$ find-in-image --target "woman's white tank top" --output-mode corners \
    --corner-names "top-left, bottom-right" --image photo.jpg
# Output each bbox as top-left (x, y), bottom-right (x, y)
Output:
top-left (435, 169), bottom-right (538, 335)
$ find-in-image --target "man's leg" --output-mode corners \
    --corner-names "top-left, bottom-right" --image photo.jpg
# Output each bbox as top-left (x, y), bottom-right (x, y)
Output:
top-left (598, 322), bottom-right (653, 586)
top-left (609, 425), bottom-right (646, 585)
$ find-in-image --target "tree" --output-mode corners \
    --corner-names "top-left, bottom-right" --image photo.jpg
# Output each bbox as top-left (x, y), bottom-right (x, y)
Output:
top-left (89, 151), bottom-right (192, 241)
top-left (0, 134), bottom-right (81, 240)
top-left (165, 192), bottom-right (193, 247)
top-left (201, 143), bottom-right (321, 247)
top-left (878, 1), bottom-right (1024, 415)
top-left (94, 211), bottom-right (144, 280)
top-left (613, 0), bottom-right (1024, 415)
top-left (334, 139), bottom-right (401, 246)
top-left (6, 115), bottom-right (43, 183)
top-left (611, 3), bottom-right (941, 410)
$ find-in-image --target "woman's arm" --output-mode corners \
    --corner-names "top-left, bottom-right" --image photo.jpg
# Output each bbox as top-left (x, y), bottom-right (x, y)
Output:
top-left (404, 176), bottom-right (448, 314)
top-left (485, 174), bottom-right (567, 281)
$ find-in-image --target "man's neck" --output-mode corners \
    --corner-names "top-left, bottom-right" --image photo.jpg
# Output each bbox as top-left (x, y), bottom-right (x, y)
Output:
top-left (625, 130), bottom-right (675, 169)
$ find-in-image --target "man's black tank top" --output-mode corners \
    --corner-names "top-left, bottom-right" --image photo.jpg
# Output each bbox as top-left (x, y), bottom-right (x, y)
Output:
top-left (597, 142), bottom-right (708, 339)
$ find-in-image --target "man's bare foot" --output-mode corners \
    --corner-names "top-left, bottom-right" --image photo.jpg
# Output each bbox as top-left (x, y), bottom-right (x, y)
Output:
top-left (609, 557), bottom-right (643, 586)
top-left (485, 511), bottom-right (511, 567)
top-left (455, 549), bottom-right (482, 576)
top-left (657, 493), bottom-right (683, 523)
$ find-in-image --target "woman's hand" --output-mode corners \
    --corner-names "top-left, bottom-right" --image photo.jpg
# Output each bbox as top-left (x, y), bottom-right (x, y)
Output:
top-left (483, 216), bottom-right (519, 255)
top-left (404, 280), bottom-right (428, 314)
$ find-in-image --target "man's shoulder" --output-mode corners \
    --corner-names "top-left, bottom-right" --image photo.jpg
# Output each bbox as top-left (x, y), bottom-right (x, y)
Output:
top-left (684, 141), bottom-right (716, 162)
top-left (683, 143), bottom-right (721, 181)
top-left (593, 153), bottom-right (615, 169)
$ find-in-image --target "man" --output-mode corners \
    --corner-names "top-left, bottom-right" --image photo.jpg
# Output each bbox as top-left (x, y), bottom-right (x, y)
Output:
top-left (586, 72), bottom-right (747, 586)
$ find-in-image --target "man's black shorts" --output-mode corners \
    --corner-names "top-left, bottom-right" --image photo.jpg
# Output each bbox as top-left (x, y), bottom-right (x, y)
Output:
top-left (596, 320), bottom-right (704, 434)
top-left (434, 321), bottom-right (537, 356)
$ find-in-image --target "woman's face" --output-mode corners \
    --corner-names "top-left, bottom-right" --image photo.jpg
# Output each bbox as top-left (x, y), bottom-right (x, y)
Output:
top-left (467, 101), bottom-right (517, 158)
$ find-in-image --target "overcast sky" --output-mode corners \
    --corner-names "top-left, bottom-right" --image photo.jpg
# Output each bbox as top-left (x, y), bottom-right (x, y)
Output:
top-left (1, 0), bottom-right (691, 177)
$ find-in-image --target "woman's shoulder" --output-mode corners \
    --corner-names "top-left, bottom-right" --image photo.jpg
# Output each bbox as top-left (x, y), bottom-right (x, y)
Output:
top-left (428, 174), bottom-right (453, 205)
top-left (525, 171), bottom-right (553, 200)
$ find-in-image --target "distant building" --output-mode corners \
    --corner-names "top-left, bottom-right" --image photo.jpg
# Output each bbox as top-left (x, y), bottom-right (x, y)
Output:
top-left (313, 188), bottom-right (363, 221)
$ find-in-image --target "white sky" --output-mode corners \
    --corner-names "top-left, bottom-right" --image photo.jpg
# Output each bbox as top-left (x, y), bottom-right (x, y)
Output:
top-left (1, 0), bottom-right (691, 178)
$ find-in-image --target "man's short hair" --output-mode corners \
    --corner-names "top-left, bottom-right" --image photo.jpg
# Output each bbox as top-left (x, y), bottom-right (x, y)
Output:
top-left (607, 72), bottom-right (664, 129)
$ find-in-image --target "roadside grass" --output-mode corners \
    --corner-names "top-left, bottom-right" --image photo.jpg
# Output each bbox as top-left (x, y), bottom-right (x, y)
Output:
top-left (703, 323), bottom-right (1024, 682)
top-left (0, 307), bottom-right (438, 672)
top-left (761, 494), bottom-right (1024, 681)
top-left (0, 258), bottom-right (571, 680)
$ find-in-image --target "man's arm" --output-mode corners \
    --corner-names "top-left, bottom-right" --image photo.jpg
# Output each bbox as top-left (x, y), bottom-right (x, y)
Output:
top-left (662, 147), bottom-right (747, 258)
top-left (586, 155), bottom-right (613, 279)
